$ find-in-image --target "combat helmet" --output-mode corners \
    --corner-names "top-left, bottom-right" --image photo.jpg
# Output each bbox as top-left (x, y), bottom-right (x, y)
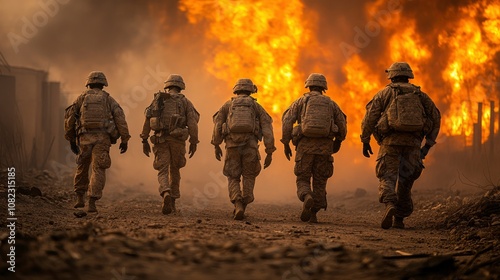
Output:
top-left (85, 71), bottom-right (108, 87)
top-left (304, 73), bottom-right (328, 90)
top-left (164, 74), bottom-right (186, 90)
top-left (385, 62), bottom-right (414, 79)
top-left (233, 78), bottom-right (257, 94)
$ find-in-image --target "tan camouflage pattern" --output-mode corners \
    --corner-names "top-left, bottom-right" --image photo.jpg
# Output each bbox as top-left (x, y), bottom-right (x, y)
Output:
top-left (141, 89), bottom-right (199, 197)
top-left (295, 153), bottom-right (333, 210)
top-left (376, 145), bottom-right (423, 217)
top-left (212, 93), bottom-right (276, 205)
top-left (74, 133), bottom-right (111, 199)
top-left (224, 145), bottom-right (261, 204)
top-left (152, 140), bottom-right (186, 198)
top-left (360, 82), bottom-right (441, 147)
top-left (281, 90), bottom-right (347, 211)
top-left (66, 89), bottom-right (131, 143)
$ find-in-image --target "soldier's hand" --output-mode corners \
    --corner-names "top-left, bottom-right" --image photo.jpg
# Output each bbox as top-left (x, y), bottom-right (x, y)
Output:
top-left (263, 153), bottom-right (272, 169)
top-left (215, 145), bottom-right (223, 161)
top-left (420, 144), bottom-right (431, 160)
top-left (70, 141), bottom-right (79, 155)
top-left (362, 142), bottom-right (373, 158)
top-left (142, 140), bottom-right (151, 157)
top-left (332, 140), bottom-right (342, 154)
top-left (189, 143), bottom-right (197, 158)
top-left (284, 143), bottom-right (292, 161)
top-left (119, 142), bottom-right (128, 154)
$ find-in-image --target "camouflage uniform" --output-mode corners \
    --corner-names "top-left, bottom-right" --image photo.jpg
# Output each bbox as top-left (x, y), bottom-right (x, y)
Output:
top-left (212, 79), bottom-right (276, 219)
top-left (140, 88), bottom-right (199, 201)
top-left (361, 62), bottom-right (440, 228)
top-left (65, 86), bottom-right (130, 202)
top-left (282, 91), bottom-right (347, 212)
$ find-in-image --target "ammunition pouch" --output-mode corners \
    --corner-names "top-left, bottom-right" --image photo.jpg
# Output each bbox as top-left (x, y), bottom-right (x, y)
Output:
top-left (170, 127), bottom-right (189, 141)
top-left (292, 125), bottom-right (303, 146)
top-left (106, 120), bottom-right (120, 144)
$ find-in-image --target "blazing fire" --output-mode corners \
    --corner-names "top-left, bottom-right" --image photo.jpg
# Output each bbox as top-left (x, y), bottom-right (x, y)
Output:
top-left (178, 0), bottom-right (313, 117)
top-left (176, 0), bottom-right (500, 145)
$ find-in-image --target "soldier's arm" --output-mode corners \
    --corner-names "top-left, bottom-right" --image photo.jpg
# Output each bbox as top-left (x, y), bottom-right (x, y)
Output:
top-left (421, 93), bottom-right (441, 147)
top-left (185, 99), bottom-right (200, 144)
top-left (140, 107), bottom-right (152, 141)
top-left (257, 104), bottom-right (276, 154)
top-left (108, 96), bottom-right (131, 143)
top-left (64, 94), bottom-right (85, 141)
top-left (332, 102), bottom-right (347, 142)
top-left (211, 102), bottom-right (229, 146)
top-left (280, 99), bottom-right (301, 144)
top-left (360, 91), bottom-right (386, 143)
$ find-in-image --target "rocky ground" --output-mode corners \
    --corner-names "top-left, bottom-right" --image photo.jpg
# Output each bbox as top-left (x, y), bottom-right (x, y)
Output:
top-left (0, 170), bottom-right (499, 280)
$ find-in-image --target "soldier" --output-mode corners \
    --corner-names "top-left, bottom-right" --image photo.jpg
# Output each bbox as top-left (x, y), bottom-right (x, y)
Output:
top-left (282, 73), bottom-right (347, 223)
top-left (361, 62), bottom-right (441, 229)
top-left (212, 78), bottom-right (276, 220)
top-left (140, 74), bottom-right (199, 215)
top-left (64, 71), bottom-right (130, 213)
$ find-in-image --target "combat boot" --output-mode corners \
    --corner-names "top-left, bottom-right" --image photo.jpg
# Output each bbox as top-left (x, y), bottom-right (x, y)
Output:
top-left (87, 197), bottom-right (98, 213)
top-left (162, 192), bottom-right (173, 215)
top-left (74, 193), bottom-right (85, 208)
top-left (309, 210), bottom-right (318, 223)
top-left (393, 216), bottom-right (405, 229)
top-left (234, 200), bottom-right (245, 220)
top-left (381, 202), bottom-right (396, 229)
top-left (300, 194), bottom-right (314, 222)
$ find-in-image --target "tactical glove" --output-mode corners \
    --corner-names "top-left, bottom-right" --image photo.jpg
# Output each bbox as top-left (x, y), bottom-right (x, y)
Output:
top-left (119, 142), bottom-right (128, 154)
top-left (264, 153), bottom-right (272, 169)
top-left (284, 143), bottom-right (292, 161)
top-left (215, 145), bottom-right (223, 161)
top-left (362, 142), bottom-right (373, 158)
top-left (332, 140), bottom-right (342, 154)
top-left (70, 141), bottom-right (79, 155)
top-left (142, 140), bottom-right (151, 157)
top-left (188, 143), bottom-right (197, 158)
top-left (420, 144), bottom-right (432, 159)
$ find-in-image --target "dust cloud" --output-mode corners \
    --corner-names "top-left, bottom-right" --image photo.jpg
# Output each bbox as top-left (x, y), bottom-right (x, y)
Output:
top-left (0, 0), bottom-right (498, 206)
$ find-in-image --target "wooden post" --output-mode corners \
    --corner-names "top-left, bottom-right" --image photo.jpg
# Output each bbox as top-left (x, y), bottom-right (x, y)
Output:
top-left (477, 102), bottom-right (483, 154)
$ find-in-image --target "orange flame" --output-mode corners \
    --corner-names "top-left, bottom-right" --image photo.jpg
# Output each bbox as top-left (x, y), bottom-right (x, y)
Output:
top-left (179, 0), bottom-right (314, 117)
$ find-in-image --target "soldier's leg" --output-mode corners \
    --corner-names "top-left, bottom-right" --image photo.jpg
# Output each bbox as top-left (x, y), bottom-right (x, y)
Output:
top-left (74, 144), bottom-right (92, 195)
top-left (294, 153), bottom-right (314, 201)
top-left (88, 140), bottom-right (111, 200)
top-left (295, 153), bottom-right (314, 222)
top-left (311, 155), bottom-right (333, 213)
top-left (376, 145), bottom-right (401, 229)
top-left (241, 146), bottom-right (261, 206)
top-left (169, 141), bottom-right (187, 200)
top-left (223, 147), bottom-right (243, 204)
top-left (395, 146), bottom-right (423, 219)
top-left (153, 142), bottom-right (171, 197)
top-left (73, 144), bottom-right (92, 208)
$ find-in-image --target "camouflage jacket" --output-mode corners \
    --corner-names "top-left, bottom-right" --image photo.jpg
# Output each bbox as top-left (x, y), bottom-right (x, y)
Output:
top-left (281, 91), bottom-right (347, 155)
top-left (140, 91), bottom-right (200, 144)
top-left (211, 94), bottom-right (276, 154)
top-left (64, 89), bottom-right (130, 143)
top-left (361, 82), bottom-right (441, 147)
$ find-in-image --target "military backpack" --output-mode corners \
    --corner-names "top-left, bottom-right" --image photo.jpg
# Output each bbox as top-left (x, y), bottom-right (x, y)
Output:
top-left (227, 95), bottom-right (257, 133)
top-left (300, 93), bottom-right (336, 138)
top-left (386, 84), bottom-right (426, 132)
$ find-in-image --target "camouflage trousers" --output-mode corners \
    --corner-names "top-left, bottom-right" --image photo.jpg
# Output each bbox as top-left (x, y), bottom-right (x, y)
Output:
top-left (295, 153), bottom-right (334, 211)
top-left (74, 134), bottom-right (111, 200)
top-left (153, 140), bottom-right (186, 198)
top-left (376, 144), bottom-right (423, 218)
top-left (223, 145), bottom-right (261, 205)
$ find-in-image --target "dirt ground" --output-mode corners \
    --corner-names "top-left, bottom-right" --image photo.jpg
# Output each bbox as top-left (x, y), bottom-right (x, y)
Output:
top-left (0, 170), bottom-right (498, 280)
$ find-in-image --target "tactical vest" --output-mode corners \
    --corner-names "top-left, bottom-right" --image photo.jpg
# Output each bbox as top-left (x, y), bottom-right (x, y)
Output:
top-left (386, 84), bottom-right (425, 132)
top-left (227, 95), bottom-right (257, 133)
top-left (300, 93), bottom-right (335, 138)
top-left (148, 92), bottom-right (186, 132)
top-left (79, 89), bottom-right (111, 130)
